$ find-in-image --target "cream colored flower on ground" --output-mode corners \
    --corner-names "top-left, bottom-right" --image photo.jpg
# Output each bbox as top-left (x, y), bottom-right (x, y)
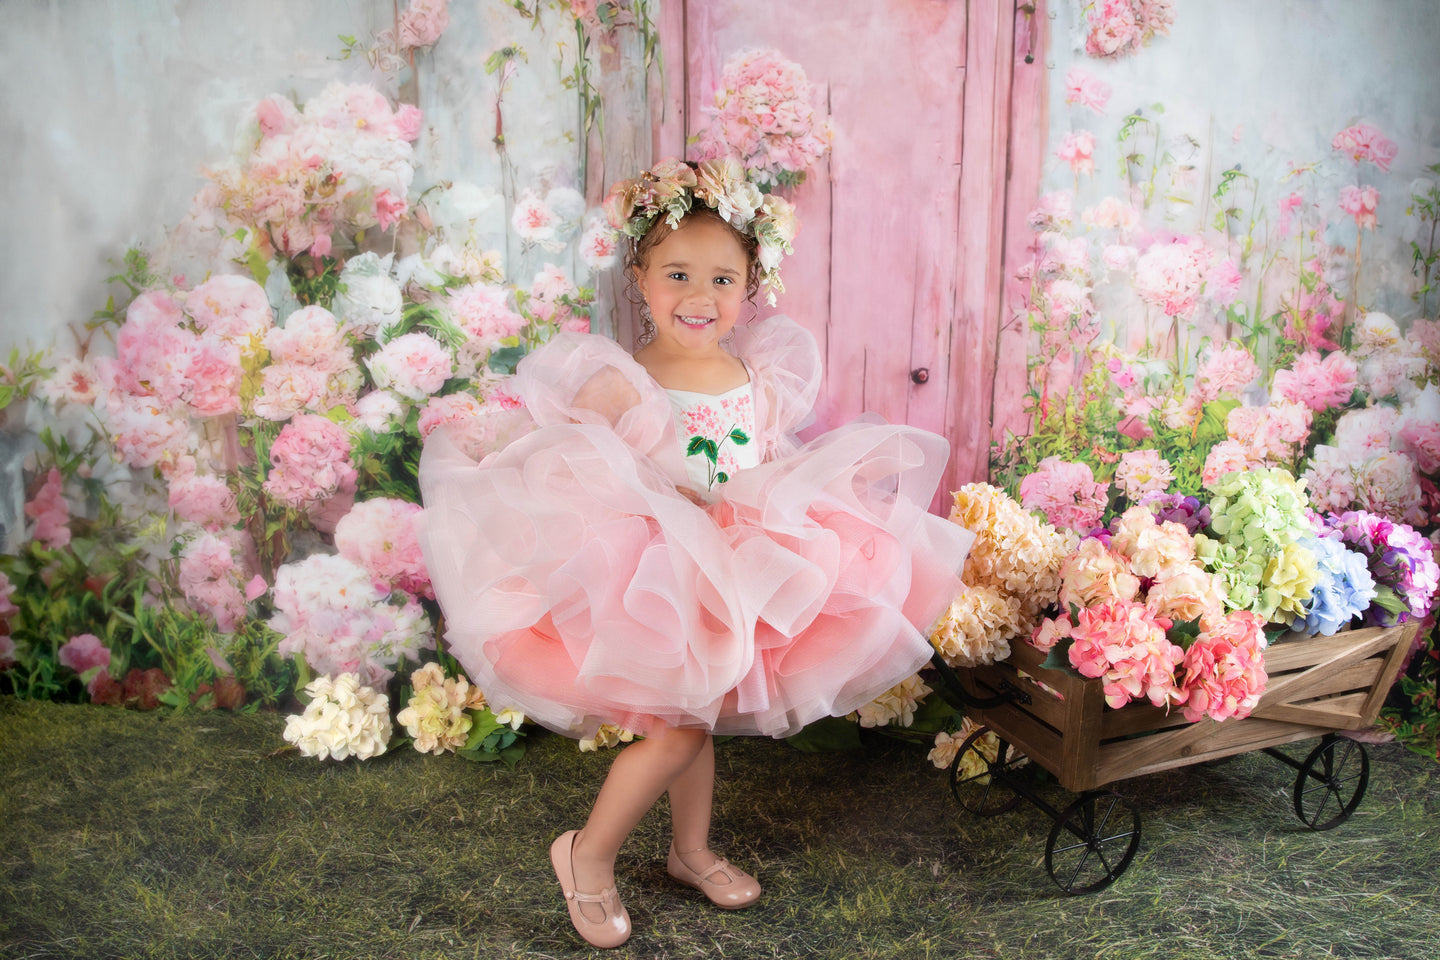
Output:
top-left (282, 673), bottom-right (392, 760)
top-left (579, 724), bottom-right (635, 752)
top-left (396, 663), bottom-right (487, 755)
top-left (853, 674), bottom-right (933, 728)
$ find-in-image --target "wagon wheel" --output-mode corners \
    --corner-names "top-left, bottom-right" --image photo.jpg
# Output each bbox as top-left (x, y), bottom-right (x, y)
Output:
top-left (1293, 735), bottom-right (1369, 831)
top-left (1044, 791), bottom-right (1142, 896)
top-left (948, 726), bottom-right (1024, 816)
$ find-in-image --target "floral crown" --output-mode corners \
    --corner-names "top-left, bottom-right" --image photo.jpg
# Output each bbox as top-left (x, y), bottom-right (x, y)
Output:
top-left (603, 157), bottom-right (799, 306)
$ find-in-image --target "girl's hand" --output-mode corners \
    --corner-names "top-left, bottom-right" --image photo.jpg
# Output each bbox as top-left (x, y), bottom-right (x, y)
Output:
top-left (674, 484), bottom-right (708, 507)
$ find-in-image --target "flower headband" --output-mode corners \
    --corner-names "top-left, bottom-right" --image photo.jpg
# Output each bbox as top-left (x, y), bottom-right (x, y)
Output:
top-left (603, 157), bottom-right (798, 306)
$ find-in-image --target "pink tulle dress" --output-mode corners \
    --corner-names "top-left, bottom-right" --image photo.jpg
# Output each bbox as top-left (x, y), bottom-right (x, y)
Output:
top-left (417, 316), bottom-right (974, 739)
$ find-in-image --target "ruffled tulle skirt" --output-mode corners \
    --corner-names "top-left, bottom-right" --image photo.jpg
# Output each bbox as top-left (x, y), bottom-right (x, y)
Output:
top-left (418, 417), bottom-right (973, 739)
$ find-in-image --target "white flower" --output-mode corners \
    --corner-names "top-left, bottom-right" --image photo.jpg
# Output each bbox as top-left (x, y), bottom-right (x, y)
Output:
top-left (853, 674), bottom-right (933, 728)
top-left (335, 252), bottom-right (403, 337)
top-left (579, 723), bottom-right (634, 752)
top-left (283, 673), bottom-right (393, 760)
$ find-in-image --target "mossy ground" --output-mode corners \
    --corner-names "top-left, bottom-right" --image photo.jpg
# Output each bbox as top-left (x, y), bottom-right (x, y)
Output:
top-left (2, 697), bottom-right (1438, 959)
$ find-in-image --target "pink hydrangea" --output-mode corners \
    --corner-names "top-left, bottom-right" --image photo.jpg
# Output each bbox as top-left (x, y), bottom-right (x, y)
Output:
top-left (334, 497), bottom-right (432, 598)
top-left (1145, 563), bottom-right (1225, 624)
top-left (1303, 446), bottom-right (1359, 514)
top-left (365, 332), bottom-right (453, 401)
top-left (185, 274), bottom-right (274, 347)
top-left (59, 633), bottom-right (111, 674)
top-left (1193, 342), bottom-right (1260, 403)
top-left (1331, 123), bottom-right (1399, 172)
top-left (1059, 537), bottom-right (1140, 608)
top-left (24, 467), bottom-right (71, 550)
top-left (1114, 449), bottom-right (1172, 500)
top-left (1357, 453), bottom-right (1426, 526)
top-left (1030, 613), bottom-right (1073, 653)
top-left (1334, 406), bottom-right (1399, 459)
top-left (1064, 67), bottom-right (1112, 113)
top-left (169, 470), bottom-right (241, 531)
top-left (105, 397), bottom-right (192, 470)
top-left (1178, 611), bottom-right (1267, 722)
top-left (1067, 600), bottom-right (1183, 709)
top-left (1201, 440), bottom-right (1263, 488)
top-left (1019, 457), bottom-right (1109, 533)
top-left (265, 306), bottom-right (350, 367)
top-left (1055, 131), bottom-right (1097, 176)
top-left (262, 414), bottom-right (358, 508)
top-left (1339, 185), bottom-right (1380, 231)
top-left (1133, 238), bottom-right (1209, 319)
top-left (1272, 350), bottom-right (1358, 411)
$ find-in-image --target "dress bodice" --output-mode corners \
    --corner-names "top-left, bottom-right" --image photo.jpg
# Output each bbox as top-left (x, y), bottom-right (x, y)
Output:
top-left (665, 380), bottom-right (761, 493)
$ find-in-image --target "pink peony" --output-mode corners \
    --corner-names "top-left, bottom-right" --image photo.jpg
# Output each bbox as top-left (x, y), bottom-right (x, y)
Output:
top-left (364, 332), bottom-right (452, 401)
top-left (1332, 123), bottom-right (1399, 172)
top-left (1357, 453), bottom-right (1426, 526)
top-left (1133, 238), bottom-right (1209, 319)
top-left (334, 497), bottom-right (432, 598)
top-left (1055, 130), bottom-right (1097, 176)
top-left (252, 361), bottom-right (329, 422)
top-left (185, 274), bottom-right (274, 347)
top-left (169, 470), bottom-right (241, 531)
top-left (179, 532), bottom-right (249, 632)
top-left (1178, 611), bottom-right (1267, 723)
top-left (264, 306), bottom-right (350, 367)
top-left (417, 392), bottom-right (483, 438)
top-left (1303, 446), bottom-right (1359, 514)
top-left (263, 414), bottom-right (358, 508)
top-left (1019, 457), bottom-right (1109, 533)
top-left (1272, 350), bottom-right (1358, 412)
top-left (1334, 406), bottom-right (1399, 459)
top-left (1193, 342), bottom-right (1260, 404)
top-left (39, 356), bottom-right (102, 409)
top-left (183, 337), bottom-right (243, 417)
top-left (1338, 184), bottom-right (1380, 231)
top-left (24, 468), bottom-right (71, 549)
top-left (59, 633), bottom-right (111, 675)
top-left (1114, 449), bottom-right (1173, 500)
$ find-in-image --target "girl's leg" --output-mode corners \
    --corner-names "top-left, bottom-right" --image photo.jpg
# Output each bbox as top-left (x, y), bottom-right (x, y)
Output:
top-left (666, 733), bottom-right (719, 869)
top-left (569, 725), bottom-right (708, 899)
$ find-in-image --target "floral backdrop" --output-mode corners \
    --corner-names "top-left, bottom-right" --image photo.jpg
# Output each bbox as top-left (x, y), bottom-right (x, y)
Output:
top-left (1, 0), bottom-right (1438, 768)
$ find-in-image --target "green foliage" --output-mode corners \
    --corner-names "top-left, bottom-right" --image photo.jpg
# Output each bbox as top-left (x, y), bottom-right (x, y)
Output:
top-left (1407, 163), bottom-right (1440, 317)
top-left (286, 253), bottom-right (345, 307)
top-left (456, 708), bottom-right (528, 767)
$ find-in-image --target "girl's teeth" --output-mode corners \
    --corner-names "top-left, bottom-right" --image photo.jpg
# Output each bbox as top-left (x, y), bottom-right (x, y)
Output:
top-left (680, 316), bottom-right (711, 326)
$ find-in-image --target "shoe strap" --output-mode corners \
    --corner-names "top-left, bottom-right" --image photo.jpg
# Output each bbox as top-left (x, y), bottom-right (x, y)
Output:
top-left (566, 885), bottom-right (619, 905)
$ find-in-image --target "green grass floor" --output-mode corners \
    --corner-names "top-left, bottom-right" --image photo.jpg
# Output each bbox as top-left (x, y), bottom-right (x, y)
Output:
top-left (2, 696), bottom-right (1438, 960)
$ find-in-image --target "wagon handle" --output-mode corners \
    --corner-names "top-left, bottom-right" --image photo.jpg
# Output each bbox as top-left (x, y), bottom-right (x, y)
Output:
top-left (927, 651), bottom-right (1031, 710)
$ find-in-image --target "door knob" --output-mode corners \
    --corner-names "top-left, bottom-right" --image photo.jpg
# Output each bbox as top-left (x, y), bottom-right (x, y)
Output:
top-left (910, 367), bottom-right (930, 385)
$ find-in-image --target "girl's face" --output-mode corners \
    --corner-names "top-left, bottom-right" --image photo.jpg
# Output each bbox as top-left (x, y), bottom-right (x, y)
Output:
top-left (635, 215), bottom-right (749, 353)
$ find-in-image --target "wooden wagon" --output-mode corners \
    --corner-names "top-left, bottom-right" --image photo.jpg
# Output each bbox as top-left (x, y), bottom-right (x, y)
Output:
top-left (928, 621), bottom-right (1420, 895)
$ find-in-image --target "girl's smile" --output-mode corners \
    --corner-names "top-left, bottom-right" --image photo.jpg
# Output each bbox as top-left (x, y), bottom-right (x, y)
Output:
top-left (635, 216), bottom-right (749, 353)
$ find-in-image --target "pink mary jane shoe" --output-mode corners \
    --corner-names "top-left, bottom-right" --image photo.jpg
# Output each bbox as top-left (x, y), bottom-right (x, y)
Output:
top-left (666, 843), bottom-right (762, 910)
top-left (550, 830), bottom-right (631, 949)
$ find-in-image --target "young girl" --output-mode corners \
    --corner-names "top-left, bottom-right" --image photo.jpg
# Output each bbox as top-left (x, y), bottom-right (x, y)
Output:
top-left (418, 159), bottom-right (974, 949)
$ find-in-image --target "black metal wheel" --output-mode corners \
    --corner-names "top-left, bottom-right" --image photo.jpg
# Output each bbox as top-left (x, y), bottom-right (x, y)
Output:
top-left (947, 726), bottom-right (1024, 816)
top-left (1293, 735), bottom-right (1369, 830)
top-left (1044, 791), bottom-right (1142, 895)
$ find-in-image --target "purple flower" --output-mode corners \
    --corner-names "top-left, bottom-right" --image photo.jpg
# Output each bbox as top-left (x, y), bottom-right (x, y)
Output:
top-left (1315, 511), bottom-right (1440, 625)
top-left (1138, 492), bottom-right (1211, 535)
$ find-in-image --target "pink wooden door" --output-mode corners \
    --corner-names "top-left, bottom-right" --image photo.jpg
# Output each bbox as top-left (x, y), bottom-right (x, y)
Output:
top-left (649, 0), bottom-right (1045, 500)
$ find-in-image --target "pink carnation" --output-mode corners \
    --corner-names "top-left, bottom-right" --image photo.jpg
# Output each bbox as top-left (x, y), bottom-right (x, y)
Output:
top-left (262, 414), bottom-right (357, 508)
top-left (1339, 184), bottom-right (1380, 232)
top-left (334, 498), bottom-right (432, 598)
top-left (1019, 457), bottom-right (1109, 533)
top-left (24, 467), bottom-right (71, 550)
top-left (1067, 600), bottom-right (1183, 709)
top-left (1331, 123), bottom-right (1399, 172)
top-left (1064, 68), bottom-right (1112, 114)
top-left (265, 306), bottom-right (350, 367)
top-left (253, 361), bottom-right (329, 421)
top-left (106, 398), bottom-right (192, 470)
top-left (59, 633), bottom-right (111, 675)
top-left (1178, 611), bottom-right (1267, 723)
top-left (1055, 131), bottom-right (1097, 176)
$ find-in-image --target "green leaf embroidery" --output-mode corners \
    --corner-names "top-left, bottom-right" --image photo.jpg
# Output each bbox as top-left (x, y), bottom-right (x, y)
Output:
top-left (729, 428), bottom-right (750, 446)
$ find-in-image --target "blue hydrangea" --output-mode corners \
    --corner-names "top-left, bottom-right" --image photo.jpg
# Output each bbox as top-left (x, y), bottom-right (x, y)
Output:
top-left (1290, 535), bottom-right (1378, 636)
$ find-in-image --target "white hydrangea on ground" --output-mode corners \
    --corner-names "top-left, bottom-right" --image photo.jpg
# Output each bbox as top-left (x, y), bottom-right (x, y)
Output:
top-left (282, 673), bottom-right (393, 760)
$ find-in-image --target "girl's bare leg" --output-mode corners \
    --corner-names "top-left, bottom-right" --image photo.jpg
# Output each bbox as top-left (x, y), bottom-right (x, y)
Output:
top-left (568, 726), bottom-right (708, 905)
top-left (666, 734), bottom-right (726, 875)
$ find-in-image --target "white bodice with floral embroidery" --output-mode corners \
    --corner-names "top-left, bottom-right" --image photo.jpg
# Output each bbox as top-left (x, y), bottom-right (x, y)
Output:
top-left (666, 380), bottom-right (761, 493)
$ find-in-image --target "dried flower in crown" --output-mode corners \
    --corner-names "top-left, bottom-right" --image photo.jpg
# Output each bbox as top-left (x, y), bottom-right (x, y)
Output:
top-left (603, 157), bottom-right (799, 306)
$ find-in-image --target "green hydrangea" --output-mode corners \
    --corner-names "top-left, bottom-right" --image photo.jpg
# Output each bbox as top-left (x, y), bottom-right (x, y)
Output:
top-left (1194, 534), bottom-right (1265, 612)
top-left (1204, 468), bottom-right (1312, 551)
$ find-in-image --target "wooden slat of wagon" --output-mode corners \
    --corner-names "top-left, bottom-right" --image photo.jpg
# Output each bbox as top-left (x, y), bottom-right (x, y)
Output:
top-left (1251, 692), bottom-right (1371, 730)
top-left (1090, 715), bottom-right (1329, 788)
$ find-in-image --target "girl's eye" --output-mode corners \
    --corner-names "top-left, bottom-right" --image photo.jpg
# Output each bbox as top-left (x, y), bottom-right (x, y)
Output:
top-left (667, 272), bottom-right (688, 281)
top-left (714, 277), bottom-right (733, 286)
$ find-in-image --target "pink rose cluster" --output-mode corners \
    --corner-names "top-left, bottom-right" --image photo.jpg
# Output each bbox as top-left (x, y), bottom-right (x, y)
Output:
top-left (1019, 457), bottom-right (1109, 533)
top-left (691, 48), bottom-right (834, 190)
top-left (334, 497), bottom-right (433, 599)
top-left (1084, 0), bottom-right (1175, 59)
top-left (262, 414), bottom-right (358, 508)
top-left (269, 553), bottom-right (434, 685)
top-left (398, 0), bottom-right (450, 50)
top-left (1132, 236), bottom-right (1222, 319)
top-left (255, 305), bottom-right (361, 421)
top-left (210, 82), bottom-right (421, 260)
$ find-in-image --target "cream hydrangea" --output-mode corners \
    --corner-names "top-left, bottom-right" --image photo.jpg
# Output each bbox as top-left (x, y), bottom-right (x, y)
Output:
top-left (927, 717), bottom-right (1029, 778)
top-left (396, 662), bottom-right (487, 755)
top-left (579, 723), bottom-right (635, 752)
top-left (282, 673), bottom-right (392, 760)
top-left (929, 586), bottom-right (1023, 667)
top-left (852, 674), bottom-right (933, 728)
